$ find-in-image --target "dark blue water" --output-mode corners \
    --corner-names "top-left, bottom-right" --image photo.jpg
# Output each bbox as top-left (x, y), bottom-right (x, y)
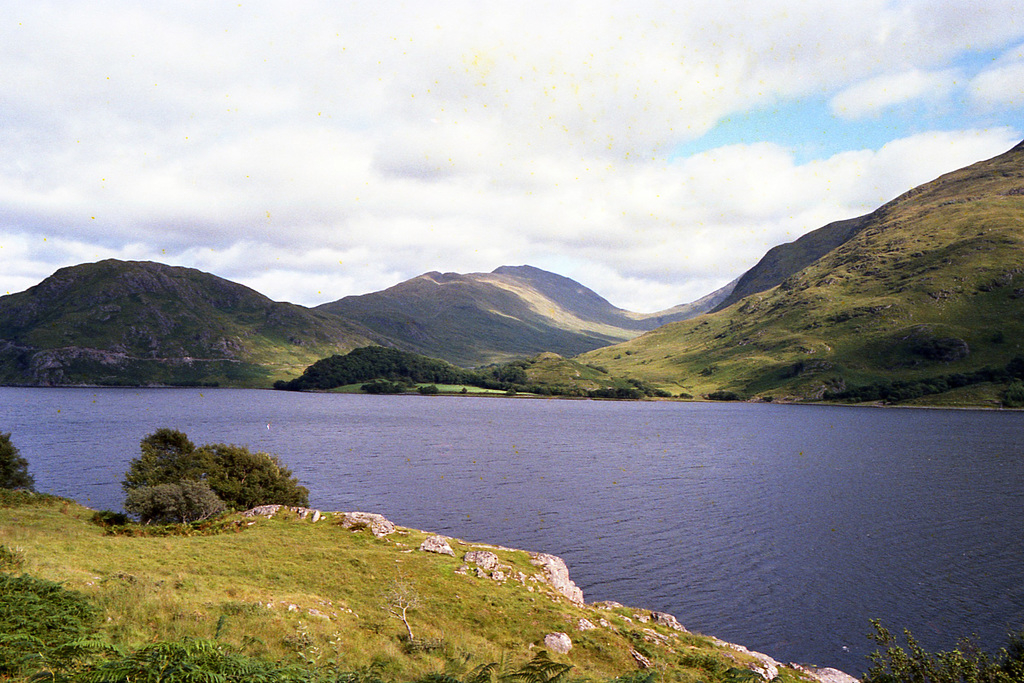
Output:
top-left (3, 387), bottom-right (1023, 676)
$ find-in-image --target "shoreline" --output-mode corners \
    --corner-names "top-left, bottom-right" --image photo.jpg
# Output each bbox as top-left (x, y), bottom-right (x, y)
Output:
top-left (1, 382), bottom-right (1016, 413)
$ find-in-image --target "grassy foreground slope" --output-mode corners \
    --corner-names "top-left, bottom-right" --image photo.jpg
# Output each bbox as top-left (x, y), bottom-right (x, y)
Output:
top-left (0, 494), bottom-right (809, 683)
top-left (583, 140), bottom-right (1024, 403)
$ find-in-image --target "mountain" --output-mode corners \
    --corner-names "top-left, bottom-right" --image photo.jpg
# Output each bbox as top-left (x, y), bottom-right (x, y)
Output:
top-left (0, 260), bottom-right (377, 386)
top-left (583, 139), bottom-right (1024, 404)
top-left (0, 259), bottom-right (723, 386)
top-left (317, 265), bottom-right (722, 366)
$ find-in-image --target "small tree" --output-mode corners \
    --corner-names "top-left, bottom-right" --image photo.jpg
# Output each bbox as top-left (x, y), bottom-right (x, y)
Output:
top-left (0, 432), bottom-right (35, 491)
top-left (1002, 380), bottom-right (1024, 408)
top-left (384, 578), bottom-right (421, 641)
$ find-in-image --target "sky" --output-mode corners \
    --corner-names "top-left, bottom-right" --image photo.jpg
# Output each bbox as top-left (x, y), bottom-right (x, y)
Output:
top-left (2, 1), bottom-right (1023, 313)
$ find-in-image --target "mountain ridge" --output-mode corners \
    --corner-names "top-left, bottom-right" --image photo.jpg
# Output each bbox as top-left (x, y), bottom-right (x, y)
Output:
top-left (714, 139), bottom-right (1024, 311)
top-left (0, 259), bottom-right (723, 385)
top-left (583, 138), bottom-right (1024, 404)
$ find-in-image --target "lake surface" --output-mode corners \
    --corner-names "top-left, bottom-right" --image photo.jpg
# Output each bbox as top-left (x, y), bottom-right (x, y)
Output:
top-left (3, 387), bottom-right (1023, 676)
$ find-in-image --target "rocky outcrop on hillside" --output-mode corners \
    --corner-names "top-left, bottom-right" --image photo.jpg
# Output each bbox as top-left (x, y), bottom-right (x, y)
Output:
top-left (241, 505), bottom-right (323, 522)
top-left (544, 632), bottom-right (573, 654)
top-left (528, 551), bottom-right (585, 605)
top-left (712, 638), bottom-right (784, 681)
top-left (419, 535), bottom-right (456, 555)
top-left (792, 665), bottom-right (861, 683)
top-left (337, 511), bottom-right (397, 537)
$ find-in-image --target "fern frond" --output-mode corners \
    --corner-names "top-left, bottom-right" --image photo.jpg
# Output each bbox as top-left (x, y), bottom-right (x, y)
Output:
top-left (464, 661), bottom-right (499, 683)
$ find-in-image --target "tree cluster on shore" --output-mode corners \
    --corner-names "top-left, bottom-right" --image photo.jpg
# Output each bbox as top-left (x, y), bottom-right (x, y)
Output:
top-left (273, 346), bottom-right (671, 399)
top-left (823, 357), bottom-right (1024, 405)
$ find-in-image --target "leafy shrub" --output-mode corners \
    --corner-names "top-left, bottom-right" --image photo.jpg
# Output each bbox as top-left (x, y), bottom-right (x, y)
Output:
top-left (200, 443), bottom-right (308, 509)
top-left (505, 650), bottom-right (572, 683)
top-left (0, 432), bottom-right (35, 491)
top-left (91, 509), bottom-right (131, 527)
top-left (1002, 380), bottom-right (1024, 408)
top-left (678, 650), bottom-right (727, 676)
top-left (122, 428), bottom-right (203, 490)
top-left (122, 429), bottom-right (309, 516)
top-left (124, 480), bottom-right (225, 524)
top-left (362, 379), bottom-right (407, 394)
top-left (864, 620), bottom-right (1024, 683)
top-left (418, 384), bottom-right (440, 395)
top-left (76, 637), bottom-right (308, 683)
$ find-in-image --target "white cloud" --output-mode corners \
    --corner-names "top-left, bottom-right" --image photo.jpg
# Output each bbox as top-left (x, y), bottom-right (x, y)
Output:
top-left (1, 2), bottom-right (1023, 314)
top-left (970, 43), bottom-right (1024, 109)
top-left (829, 69), bottom-right (961, 119)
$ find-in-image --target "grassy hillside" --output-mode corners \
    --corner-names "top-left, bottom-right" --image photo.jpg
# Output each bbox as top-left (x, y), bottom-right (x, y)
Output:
top-left (0, 492), bottom-right (809, 683)
top-left (0, 260), bottom-right (378, 387)
top-left (583, 140), bottom-right (1024, 404)
top-left (711, 217), bottom-right (868, 313)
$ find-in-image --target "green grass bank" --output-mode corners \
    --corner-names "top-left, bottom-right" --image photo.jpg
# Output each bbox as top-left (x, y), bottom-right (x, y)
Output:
top-left (0, 492), bottom-right (817, 683)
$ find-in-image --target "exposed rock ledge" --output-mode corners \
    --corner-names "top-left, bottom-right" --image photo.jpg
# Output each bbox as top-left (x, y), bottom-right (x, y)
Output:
top-left (528, 552), bottom-right (585, 605)
top-left (241, 506), bottom-right (858, 683)
top-left (241, 505), bottom-right (322, 522)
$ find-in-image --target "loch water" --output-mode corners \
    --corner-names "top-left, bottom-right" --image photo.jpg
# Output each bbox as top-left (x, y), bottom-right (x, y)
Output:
top-left (3, 386), bottom-right (1023, 676)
